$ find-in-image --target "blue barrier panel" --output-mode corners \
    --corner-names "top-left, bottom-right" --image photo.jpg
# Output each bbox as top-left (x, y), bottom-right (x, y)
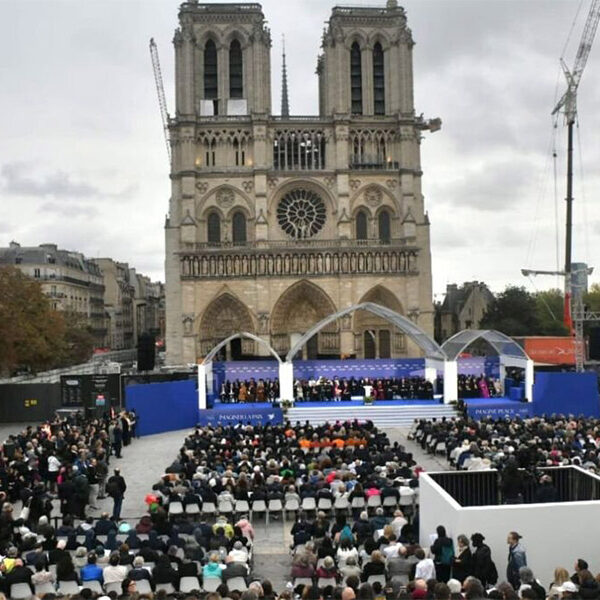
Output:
top-left (197, 403), bottom-right (283, 427)
top-left (467, 400), bottom-right (532, 419)
top-left (533, 371), bottom-right (600, 417)
top-left (125, 380), bottom-right (198, 436)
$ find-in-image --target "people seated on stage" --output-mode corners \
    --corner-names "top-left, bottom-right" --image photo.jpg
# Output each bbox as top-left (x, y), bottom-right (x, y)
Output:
top-left (219, 375), bottom-right (436, 403)
top-left (457, 374), bottom-right (503, 399)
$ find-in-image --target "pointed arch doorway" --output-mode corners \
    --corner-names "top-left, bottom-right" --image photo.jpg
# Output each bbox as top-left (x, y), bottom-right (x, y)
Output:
top-left (270, 280), bottom-right (339, 359)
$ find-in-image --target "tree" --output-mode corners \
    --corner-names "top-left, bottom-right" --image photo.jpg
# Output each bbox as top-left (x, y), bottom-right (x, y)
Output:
top-left (54, 311), bottom-right (96, 368)
top-left (0, 266), bottom-right (66, 376)
top-left (534, 289), bottom-right (570, 336)
top-left (480, 286), bottom-right (540, 336)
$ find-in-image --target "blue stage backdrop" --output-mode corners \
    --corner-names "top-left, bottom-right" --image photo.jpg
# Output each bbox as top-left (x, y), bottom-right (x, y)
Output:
top-left (125, 380), bottom-right (198, 436)
top-left (197, 403), bottom-right (283, 427)
top-left (210, 358), bottom-right (431, 400)
top-left (457, 356), bottom-right (500, 378)
top-left (533, 371), bottom-right (600, 417)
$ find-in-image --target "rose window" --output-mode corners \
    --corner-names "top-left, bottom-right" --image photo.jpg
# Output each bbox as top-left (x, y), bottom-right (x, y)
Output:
top-left (276, 189), bottom-right (326, 239)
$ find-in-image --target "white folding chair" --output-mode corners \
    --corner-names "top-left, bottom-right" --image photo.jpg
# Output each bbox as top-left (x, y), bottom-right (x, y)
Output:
top-left (382, 495), bottom-right (398, 509)
top-left (227, 576), bottom-right (248, 592)
top-left (180, 576), bottom-right (201, 593)
top-left (104, 581), bottom-right (123, 595)
top-left (235, 499), bottom-right (250, 515)
top-left (185, 503), bottom-right (201, 516)
top-left (81, 580), bottom-right (103, 594)
top-left (334, 496), bottom-right (350, 513)
top-left (301, 497), bottom-right (316, 512)
top-left (284, 498), bottom-right (299, 519)
top-left (202, 501), bottom-right (217, 516)
top-left (317, 497), bottom-right (333, 512)
top-left (367, 495), bottom-right (382, 509)
top-left (203, 577), bottom-right (222, 592)
top-left (293, 577), bottom-right (313, 589)
top-left (34, 582), bottom-right (56, 596)
top-left (134, 579), bottom-right (153, 594)
top-left (251, 499), bottom-right (267, 521)
top-left (58, 580), bottom-right (79, 595)
top-left (10, 583), bottom-right (32, 599)
top-left (218, 498), bottom-right (234, 515)
top-left (268, 498), bottom-right (283, 522)
top-left (168, 500), bottom-right (184, 517)
top-left (367, 574), bottom-right (387, 587)
top-left (318, 577), bottom-right (337, 590)
top-left (351, 496), bottom-right (365, 510)
top-left (156, 583), bottom-right (176, 594)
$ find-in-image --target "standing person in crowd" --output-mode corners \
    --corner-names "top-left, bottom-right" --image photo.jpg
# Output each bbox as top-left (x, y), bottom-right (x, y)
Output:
top-left (107, 468), bottom-right (127, 520)
top-left (507, 531), bottom-right (527, 590)
top-left (430, 525), bottom-right (454, 583)
top-left (112, 421), bottom-right (123, 459)
top-left (501, 459), bottom-right (525, 504)
top-left (451, 535), bottom-right (472, 583)
top-left (471, 533), bottom-right (497, 588)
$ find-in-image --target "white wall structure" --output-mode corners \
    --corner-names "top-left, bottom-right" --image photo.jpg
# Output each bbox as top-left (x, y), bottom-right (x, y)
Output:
top-left (279, 361), bottom-right (295, 402)
top-left (420, 469), bottom-right (600, 588)
top-left (197, 362), bottom-right (208, 410)
top-left (443, 360), bottom-right (458, 403)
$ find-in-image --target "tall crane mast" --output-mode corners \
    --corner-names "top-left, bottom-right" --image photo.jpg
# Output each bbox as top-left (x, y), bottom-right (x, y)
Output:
top-left (149, 38), bottom-right (171, 164)
top-left (524, 0), bottom-right (600, 372)
top-left (551, 0), bottom-right (600, 333)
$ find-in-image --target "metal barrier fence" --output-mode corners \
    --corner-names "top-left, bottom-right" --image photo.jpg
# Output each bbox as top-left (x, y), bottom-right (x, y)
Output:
top-left (430, 466), bottom-right (600, 507)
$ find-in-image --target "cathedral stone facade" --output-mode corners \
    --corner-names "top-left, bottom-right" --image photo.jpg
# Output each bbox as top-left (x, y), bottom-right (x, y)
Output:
top-left (165, 0), bottom-right (438, 365)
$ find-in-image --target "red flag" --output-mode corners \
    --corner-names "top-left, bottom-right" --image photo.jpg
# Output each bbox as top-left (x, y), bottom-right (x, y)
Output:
top-left (564, 292), bottom-right (574, 335)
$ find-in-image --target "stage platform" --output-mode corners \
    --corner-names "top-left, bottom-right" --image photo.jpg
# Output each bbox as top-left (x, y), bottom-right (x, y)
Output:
top-left (208, 398), bottom-right (459, 427)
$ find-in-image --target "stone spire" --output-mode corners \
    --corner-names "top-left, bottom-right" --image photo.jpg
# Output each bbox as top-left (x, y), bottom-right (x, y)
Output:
top-left (281, 34), bottom-right (290, 117)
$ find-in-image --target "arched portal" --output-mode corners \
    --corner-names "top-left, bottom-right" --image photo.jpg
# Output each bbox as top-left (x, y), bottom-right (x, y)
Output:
top-left (270, 280), bottom-right (338, 359)
top-left (354, 286), bottom-right (405, 358)
top-left (198, 293), bottom-right (255, 360)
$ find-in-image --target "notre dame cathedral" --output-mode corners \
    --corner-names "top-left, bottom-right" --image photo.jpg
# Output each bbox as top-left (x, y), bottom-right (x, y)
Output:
top-left (165, 0), bottom-right (439, 365)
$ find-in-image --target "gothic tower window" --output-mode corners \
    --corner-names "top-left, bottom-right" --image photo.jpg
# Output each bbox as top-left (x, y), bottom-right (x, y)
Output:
top-left (229, 39), bottom-right (243, 99)
top-left (232, 211), bottom-right (247, 245)
top-left (204, 40), bottom-right (218, 100)
top-left (207, 212), bottom-right (221, 244)
top-left (350, 42), bottom-right (363, 115)
top-left (373, 42), bottom-right (385, 115)
top-left (378, 209), bottom-right (391, 242)
top-left (356, 210), bottom-right (368, 240)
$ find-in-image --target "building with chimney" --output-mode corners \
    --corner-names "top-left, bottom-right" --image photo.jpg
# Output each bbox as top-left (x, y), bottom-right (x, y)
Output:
top-left (435, 281), bottom-right (494, 343)
top-left (165, 0), bottom-right (439, 364)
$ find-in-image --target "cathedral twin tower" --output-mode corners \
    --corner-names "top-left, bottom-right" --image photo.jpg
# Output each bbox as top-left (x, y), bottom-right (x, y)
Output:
top-left (165, 0), bottom-right (437, 365)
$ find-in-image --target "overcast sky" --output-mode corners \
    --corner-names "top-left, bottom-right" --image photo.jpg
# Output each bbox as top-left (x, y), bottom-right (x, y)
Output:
top-left (1, 0), bottom-right (599, 300)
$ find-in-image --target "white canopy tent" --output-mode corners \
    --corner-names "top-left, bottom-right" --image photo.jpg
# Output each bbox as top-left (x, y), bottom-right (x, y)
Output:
top-left (440, 329), bottom-right (534, 402)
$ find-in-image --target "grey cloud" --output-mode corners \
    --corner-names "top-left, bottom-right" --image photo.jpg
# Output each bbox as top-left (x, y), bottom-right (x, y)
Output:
top-left (39, 202), bottom-right (99, 218)
top-left (1, 163), bottom-right (99, 198)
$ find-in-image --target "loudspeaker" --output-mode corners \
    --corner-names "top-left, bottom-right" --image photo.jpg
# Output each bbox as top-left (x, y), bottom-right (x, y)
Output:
top-left (137, 333), bottom-right (156, 371)
top-left (589, 328), bottom-right (600, 361)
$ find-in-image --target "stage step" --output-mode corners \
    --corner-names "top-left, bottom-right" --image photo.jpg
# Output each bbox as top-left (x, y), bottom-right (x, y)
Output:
top-left (286, 403), bottom-right (459, 427)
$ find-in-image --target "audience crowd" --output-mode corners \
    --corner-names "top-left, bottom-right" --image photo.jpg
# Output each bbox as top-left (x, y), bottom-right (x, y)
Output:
top-left (411, 415), bottom-right (600, 474)
top-left (0, 410), bottom-right (598, 600)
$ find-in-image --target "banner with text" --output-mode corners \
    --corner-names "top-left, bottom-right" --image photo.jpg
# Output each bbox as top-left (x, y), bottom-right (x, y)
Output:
top-left (197, 403), bottom-right (283, 427)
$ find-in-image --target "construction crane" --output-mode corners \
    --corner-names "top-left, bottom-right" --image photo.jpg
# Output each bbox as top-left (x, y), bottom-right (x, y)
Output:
top-left (149, 38), bottom-right (171, 164)
top-left (524, 0), bottom-right (600, 372)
